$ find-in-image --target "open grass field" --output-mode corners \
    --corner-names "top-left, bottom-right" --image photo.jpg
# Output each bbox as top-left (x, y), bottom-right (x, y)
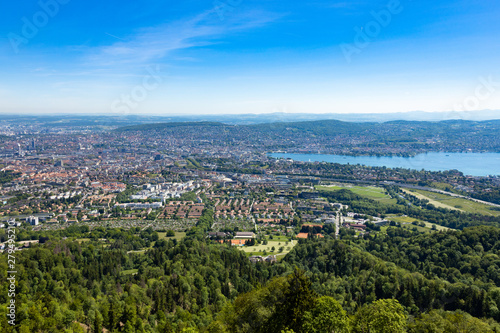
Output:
top-left (403, 189), bottom-right (461, 211)
top-left (386, 214), bottom-right (451, 231)
top-left (158, 231), bottom-right (187, 241)
top-left (239, 239), bottom-right (296, 256)
top-left (127, 249), bottom-right (147, 254)
top-left (317, 185), bottom-right (397, 204)
top-left (402, 224), bottom-right (430, 233)
top-left (75, 238), bottom-right (91, 243)
top-left (381, 222), bottom-right (430, 233)
top-left (121, 269), bottom-right (138, 275)
top-left (430, 182), bottom-right (455, 192)
top-left (420, 221), bottom-right (453, 231)
top-left (408, 189), bottom-right (500, 217)
top-left (261, 235), bottom-right (289, 242)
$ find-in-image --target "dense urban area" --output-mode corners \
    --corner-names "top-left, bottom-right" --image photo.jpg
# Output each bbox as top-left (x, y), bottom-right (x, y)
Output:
top-left (1, 117), bottom-right (500, 332)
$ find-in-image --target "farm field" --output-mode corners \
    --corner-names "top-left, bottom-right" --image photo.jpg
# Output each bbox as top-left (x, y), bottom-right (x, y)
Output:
top-left (317, 184), bottom-right (397, 204)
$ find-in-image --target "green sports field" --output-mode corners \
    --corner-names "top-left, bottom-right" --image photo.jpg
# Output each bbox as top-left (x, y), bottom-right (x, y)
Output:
top-left (316, 185), bottom-right (397, 204)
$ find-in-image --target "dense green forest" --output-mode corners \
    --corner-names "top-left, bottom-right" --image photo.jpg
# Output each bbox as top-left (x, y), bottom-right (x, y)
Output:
top-left (2, 219), bottom-right (500, 332)
top-left (2, 184), bottom-right (500, 331)
top-left (0, 171), bottom-right (20, 185)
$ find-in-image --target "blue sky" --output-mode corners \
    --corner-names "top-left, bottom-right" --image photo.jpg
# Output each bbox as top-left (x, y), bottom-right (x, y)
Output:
top-left (1, 0), bottom-right (500, 115)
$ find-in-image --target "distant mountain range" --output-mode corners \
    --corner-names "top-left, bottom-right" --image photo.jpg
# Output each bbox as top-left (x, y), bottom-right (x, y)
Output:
top-left (0, 110), bottom-right (498, 126)
top-left (161, 109), bottom-right (499, 124)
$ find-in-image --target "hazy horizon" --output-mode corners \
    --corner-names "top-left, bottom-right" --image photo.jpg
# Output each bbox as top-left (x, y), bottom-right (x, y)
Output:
top-left (0, 109), bottom-right (499, 122)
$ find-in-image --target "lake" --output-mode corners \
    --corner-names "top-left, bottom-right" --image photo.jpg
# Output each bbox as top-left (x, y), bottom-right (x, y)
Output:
top-left (268, 152), bottom-right (500, 177)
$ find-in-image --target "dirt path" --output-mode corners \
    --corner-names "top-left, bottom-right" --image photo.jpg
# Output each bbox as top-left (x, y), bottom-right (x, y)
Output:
top-left (402, 189), bottom-right (463, 212)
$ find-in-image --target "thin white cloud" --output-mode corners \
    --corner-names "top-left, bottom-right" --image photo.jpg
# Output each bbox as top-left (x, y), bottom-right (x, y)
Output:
top-left (328, 2), bottom-right (357, 9)
top-left (85, 9), bottom-right (283, 68)
top-left (314, 1), bottom-right (369, 11)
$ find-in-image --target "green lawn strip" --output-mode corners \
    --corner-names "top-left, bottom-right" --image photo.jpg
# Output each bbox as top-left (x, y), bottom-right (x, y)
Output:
top-left (430, 182), bottom-right (455, 192)
top-left (121, 269), bottom-right (139, 275)
top-left (401, 224), bottom-right (431, 233)
top-left (127, 249), bottom-right (147, 254)
top-left (265, 235), bottom-right (290, 242)
top-left (386, 214), bottom-right (451, 231)
top-left (172, 232), bottom-right (187, 240)
top-left (421, 221), bottom-right (452, 231)
top-left (75, 238), bottom-right (91, 243)
top-left (245, 251), bottom-right (267, 256)
top-left (411, 189), bottom-right (500, 217)
top-left (386, 215), bottom-right (420, 223)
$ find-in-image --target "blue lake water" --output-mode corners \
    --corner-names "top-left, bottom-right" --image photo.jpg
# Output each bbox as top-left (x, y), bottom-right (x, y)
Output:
top-left (268, 152), bottom-right (500, 177)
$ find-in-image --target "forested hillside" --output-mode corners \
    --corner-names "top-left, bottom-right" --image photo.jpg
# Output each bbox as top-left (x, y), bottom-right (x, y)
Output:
top-left (2, 222), bottom-right (500, 332)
